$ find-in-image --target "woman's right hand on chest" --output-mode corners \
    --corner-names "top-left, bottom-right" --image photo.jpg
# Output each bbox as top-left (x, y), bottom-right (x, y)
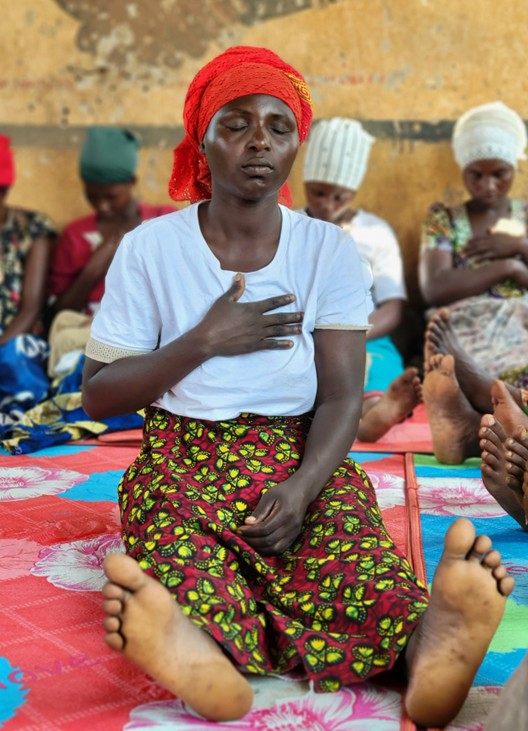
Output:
top-left (196, 273), bottom-right (304, 357)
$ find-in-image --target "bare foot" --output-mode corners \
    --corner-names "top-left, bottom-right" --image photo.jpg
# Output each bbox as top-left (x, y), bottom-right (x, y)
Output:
top-left (504, 426), bottom-right (528, 529)
top-left (357, 367), bottom-right (422, 442)
top-left (425, 309), bottom-right (494, 413)
top-left (423, 353), bottom-right (481, 464)
top-left (405, 518), bottom-right (514, 728)
top-left (491, 379), bottom-right (528, 437)
top-left (424, 307), bottom-right (449, 372)
top-left (479, 414), bottom-right (528, 529)
top-left (102, 553), bottom-right (253, 721)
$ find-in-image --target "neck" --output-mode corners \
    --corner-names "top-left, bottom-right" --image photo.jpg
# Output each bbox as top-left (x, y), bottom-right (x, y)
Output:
top-left (205, 194), bottom-right (282, 240)
top-left (198, 194), bottom-right (283, 272)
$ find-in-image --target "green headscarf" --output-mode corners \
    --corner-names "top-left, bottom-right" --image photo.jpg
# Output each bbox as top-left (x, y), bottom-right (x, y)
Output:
top-left (79, 127), bottom-right (139, 184)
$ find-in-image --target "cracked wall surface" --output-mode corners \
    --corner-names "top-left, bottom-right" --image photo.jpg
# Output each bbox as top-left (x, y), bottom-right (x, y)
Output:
top-left (2, 0), bottom-right (528, 301)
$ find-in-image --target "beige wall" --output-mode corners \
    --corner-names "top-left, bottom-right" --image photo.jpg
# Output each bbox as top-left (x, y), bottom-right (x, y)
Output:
top-left (3, 0), bottom-right (528, 303)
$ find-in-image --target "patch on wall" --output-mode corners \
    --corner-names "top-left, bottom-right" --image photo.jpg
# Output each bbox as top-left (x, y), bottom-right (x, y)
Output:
top-left (54, 0), bottom-right (343, 83)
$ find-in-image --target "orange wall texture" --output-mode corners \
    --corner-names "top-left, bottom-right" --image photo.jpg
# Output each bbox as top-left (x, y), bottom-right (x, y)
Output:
top-left (2, 0), bottom-right (528, 303)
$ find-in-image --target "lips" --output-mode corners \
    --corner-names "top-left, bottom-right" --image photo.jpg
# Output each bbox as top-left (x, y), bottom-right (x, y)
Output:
top-left (242, 158), bottom-right (273, 174)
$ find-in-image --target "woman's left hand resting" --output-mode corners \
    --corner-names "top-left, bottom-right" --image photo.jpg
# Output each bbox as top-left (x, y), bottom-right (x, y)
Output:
top-left (237, 478), bottom-right (308, 555)
top-left (462, 232), bottom-right (527, 262)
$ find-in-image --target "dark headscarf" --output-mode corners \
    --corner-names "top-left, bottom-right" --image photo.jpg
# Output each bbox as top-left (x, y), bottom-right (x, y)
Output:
top-left (80, 127), bottom-right (139, 184)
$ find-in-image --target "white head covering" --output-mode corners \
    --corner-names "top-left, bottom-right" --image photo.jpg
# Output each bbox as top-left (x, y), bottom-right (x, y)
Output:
top-left (303, 118), bottom-right (375, 191)
top-left (452, 101), bottom-right (527, 169)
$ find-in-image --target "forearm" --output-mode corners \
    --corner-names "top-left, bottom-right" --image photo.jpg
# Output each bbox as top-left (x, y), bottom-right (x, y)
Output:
top-left (0, 304), bottom-right (41, 344)
top-left (422, 259), bottom-right (516, 306)
top-left (0, 308), bottom-right (40, 343)
top-left (367, 299), bottom-right (404, 340)
top-left (53, 270), bottom-right (101, 313)
top-left (82, 327), bottom-right (211, 419)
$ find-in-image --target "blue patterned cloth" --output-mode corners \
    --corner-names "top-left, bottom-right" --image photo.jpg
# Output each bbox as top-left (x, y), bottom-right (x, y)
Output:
top-left (0, 342), bottom-right (142, 454)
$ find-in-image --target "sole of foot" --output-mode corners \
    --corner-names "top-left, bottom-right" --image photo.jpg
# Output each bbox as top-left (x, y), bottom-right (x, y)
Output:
top-left (479, 414), bottom-right (528, 529)
top-left (405, 517), bottom-right (514, 728)
top-left (423, 354), bottom-right (480, 464)
top-left (102, 553), bottom-right (253, 721)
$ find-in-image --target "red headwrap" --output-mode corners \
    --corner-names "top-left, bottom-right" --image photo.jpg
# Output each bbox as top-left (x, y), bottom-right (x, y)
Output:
top-left (168, 46), bottom-right (313, 206)
top-left (0, 135), bottom-right (15, 187)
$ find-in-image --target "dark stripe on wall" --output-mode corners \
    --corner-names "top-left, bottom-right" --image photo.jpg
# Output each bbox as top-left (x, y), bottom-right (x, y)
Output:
top-left (4, 119), bottom-right (526, 146)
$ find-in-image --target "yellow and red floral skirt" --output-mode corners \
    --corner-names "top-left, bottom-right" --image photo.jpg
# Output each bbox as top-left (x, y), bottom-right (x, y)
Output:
top-left (118, 406), bottom-right (428, 691)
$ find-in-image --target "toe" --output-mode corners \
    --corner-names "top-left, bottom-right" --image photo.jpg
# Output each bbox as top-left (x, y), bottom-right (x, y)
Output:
top-left (492, 564), bottom-right (507, 581)
top-left (481, 549), bottom-right (502, 570)
top-left (104, 632), bottom-right (126, 651)
top-left (104, 553), bottom-right (146, 593)
top-left (468, 534), bottom-right (492, 558)
top-left (103, 598), bottom-right (123, 616)
top-left (498, 575), bottom-right (515, 597)
top-left (102, 582), bottom-right (126, 601)
top-left (104, 615), bottom-right (121, 633)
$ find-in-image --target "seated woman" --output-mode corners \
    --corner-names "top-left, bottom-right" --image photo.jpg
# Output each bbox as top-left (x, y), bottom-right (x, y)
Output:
top-left (0, 134), bottom-right (57, 421)
top-left (47, 127), bottom-right (175, 376)
top-left (420, 101), bottom-right (528, 393)
top-left (300, 117), bottom-right (421, 442)
top-left (83, 46), bottom-right (513, 728)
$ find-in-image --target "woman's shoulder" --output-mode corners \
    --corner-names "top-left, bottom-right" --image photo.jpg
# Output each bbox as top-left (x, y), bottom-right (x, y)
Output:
top-left (133, 203), bottom-right (194, 236)
top-left (423, 201), bottom-right (460, 227)
top-left (8, 206), bottom-right (57, 236)
top-left (426, 201), bottom-right (452, 216)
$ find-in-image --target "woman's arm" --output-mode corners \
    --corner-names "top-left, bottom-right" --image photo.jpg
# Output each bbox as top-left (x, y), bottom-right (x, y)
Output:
top-left (52, 235), bottom-right (121, 313)
top-left (0, 235), bottom-right (53, 344)
top-left (367, 298), bottom-right (404, 340)
top-left (418, 248), bottom-right (523, 306)
top-left (238, 328), bottom-right (366, 554)
top-left (82, 275), bottom-right (304, 420)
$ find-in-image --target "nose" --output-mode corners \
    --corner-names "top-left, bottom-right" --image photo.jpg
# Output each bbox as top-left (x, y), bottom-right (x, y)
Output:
top-left (248, 123), bottom-right (271, 150)
top-left (96, 199), bottom-right (112, 214)
top-left (483, 176), bottom-right (498, 194)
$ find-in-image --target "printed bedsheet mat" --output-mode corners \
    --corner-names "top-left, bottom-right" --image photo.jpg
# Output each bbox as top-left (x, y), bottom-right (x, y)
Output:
top-left (412, 453), bottom-right (528, 731)
top-left (0, 444), bottom-right (421, 730)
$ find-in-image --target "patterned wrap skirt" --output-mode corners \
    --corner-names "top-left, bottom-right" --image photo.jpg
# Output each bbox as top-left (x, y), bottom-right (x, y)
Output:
top-left (118, 407), bottom-right (428, 691)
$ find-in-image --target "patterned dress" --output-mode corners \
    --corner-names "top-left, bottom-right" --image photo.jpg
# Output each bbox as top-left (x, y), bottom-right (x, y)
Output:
top-left (0, 207), bottom-right (57, 334)
top-left (119, 407), bottom-right (428, 690)
top-left (421, 200), bottom-right (528, 389)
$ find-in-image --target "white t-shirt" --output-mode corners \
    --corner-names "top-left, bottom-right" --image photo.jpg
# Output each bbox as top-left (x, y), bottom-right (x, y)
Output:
top-left (341, 210), bottom-right (406, 306)
top-left (88, 203), bottom-right (373, 420)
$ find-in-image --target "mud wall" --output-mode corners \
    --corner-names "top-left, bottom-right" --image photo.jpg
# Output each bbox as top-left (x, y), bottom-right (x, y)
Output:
top-left (3, 0), bottom-right (528, 302)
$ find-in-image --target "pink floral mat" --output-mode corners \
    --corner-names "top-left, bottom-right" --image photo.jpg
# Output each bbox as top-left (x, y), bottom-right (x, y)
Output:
top-left (0, 443), bottom-right (507, 730)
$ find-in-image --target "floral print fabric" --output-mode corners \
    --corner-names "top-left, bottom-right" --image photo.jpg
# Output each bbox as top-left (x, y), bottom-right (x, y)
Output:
top-left (0, 207), bottom-right (56, 332)
top-left (118, 407), bottom-right (428, 691)
top-left (420, 201), bottom-right (528, 389)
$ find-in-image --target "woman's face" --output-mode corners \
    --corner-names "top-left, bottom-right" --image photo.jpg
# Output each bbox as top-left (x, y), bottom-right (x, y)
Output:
top-left (83, 181), bottom-right (135, 219)
top-left (304, 182), bottom-right (356, 224)
top-left (201, 94), bottom-right (299, 202)
top-left (462, 158), bottom-right (515, 207)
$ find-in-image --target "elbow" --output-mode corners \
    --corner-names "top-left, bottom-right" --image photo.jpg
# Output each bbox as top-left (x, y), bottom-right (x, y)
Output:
top-left (81, 391), bottom-right (101, 421)
top-left (81, 385), bottom-right (110, 422)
